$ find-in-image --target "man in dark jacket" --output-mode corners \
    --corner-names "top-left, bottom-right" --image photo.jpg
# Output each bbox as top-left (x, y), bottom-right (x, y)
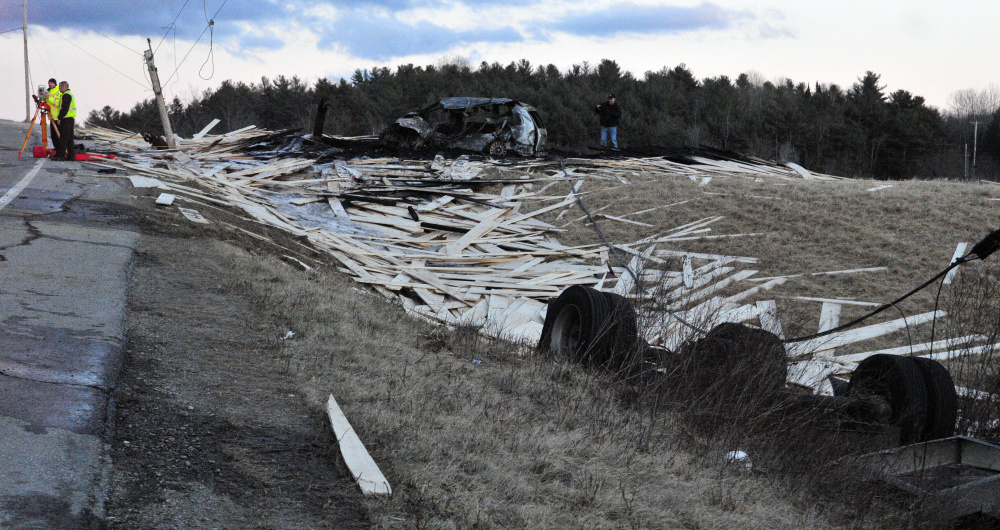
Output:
top-left (595, 94), bottom-right (621, 148)
top-left (52, 81), bottom-right (76, 161)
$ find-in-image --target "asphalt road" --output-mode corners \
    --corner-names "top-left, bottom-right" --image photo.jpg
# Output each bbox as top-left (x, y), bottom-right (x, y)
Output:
top-left (0, 120), bottom-right (136, 528)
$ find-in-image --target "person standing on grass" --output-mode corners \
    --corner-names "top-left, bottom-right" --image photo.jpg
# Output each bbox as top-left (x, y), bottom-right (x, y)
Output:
top-left (52, 81), bottom-right (77, 161)
top-left (595, 93), bottom-right (621, 149)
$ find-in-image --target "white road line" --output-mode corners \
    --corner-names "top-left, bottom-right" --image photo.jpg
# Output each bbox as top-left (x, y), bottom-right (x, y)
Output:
top-left (0, 159), bottom-right (45, 213)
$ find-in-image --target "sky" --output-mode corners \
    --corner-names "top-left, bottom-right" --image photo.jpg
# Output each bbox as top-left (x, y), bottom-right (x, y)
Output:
top-left (0, 0), bottom-right (998, 125)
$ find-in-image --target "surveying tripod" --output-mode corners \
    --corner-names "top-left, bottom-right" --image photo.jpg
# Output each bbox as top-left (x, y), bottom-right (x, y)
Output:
top-left (17, 94), bottom-right (59, 159)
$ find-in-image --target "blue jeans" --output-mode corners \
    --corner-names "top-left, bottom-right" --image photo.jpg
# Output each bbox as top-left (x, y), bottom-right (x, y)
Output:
top-left (600, 126), bottom-right (618, 148)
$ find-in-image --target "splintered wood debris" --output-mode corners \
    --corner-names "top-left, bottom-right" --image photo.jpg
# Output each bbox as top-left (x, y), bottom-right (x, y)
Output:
top-left (82, 125), bottom-right (996, 395)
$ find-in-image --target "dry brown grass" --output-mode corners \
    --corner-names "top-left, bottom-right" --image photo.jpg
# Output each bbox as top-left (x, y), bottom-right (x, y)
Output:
top-left (196, 169), bottom-right (1000, 528)
top-left (547, 173), bottom-right (1000, 354)
top-left (213, 241), bottom-right (840, 529)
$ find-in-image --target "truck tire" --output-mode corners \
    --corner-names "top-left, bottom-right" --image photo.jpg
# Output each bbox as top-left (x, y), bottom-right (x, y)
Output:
top-left (847, 354), bottom-right (928, 445)
top-left (538, 286), bottom-right (611, 365)
top-left (913, 357), bottom-right (958, 441)
top-left (676, 323), bottom-right (786, 406)
top-left (601, 291), bottom-right (640, 371)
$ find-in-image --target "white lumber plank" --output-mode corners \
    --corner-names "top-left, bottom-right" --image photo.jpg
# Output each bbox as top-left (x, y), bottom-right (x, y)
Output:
top-left (717, 303), bottom-right (762, 324)
top-left (831, 335), bottom-right (986, 366)
top-left (326, 395), bottom-right (392, 496)
top-left (177, 207), bottom-right (210, 224)
top-left (716, 277), bottom-right (785, 307)
top-left (612, 256), bottom-right (642, 295)
top-left (129, 175), bottom-right (168, 189)
top-left (621, 199), bottom-right (690, 218)
top-left (192, 118), bottom-right (221, 139)
top-left (787, 359), bottom-right (837, 395)
top-left (792, 296), bottom-right (881, 307)
top-left (943, 242), bottom-right (969, 285)
top-left (786, 311), bottom-right (946, 358)
top-left (223, 125), bottom-right (257, 137)
top-left (756, 300), bottom-right (784, 339)
top-left (656, 250), bottom-right (758, 264)
top-left (921, 342), bottom-right (1000, 361)
top-left (668, 269), bottom-right (758, 309)
top-left (327, 198), bottom-right (350, 220)
top-left (600, 214), bottom-right (653, 227)
top-left (750, 267), bottom-right (888, 282)
top-left (445, 208), bottom-right (508, 255)
top-left (813, 302), bottom-right (842, 359)
top-left (665, 267), bottom-right (736, 300)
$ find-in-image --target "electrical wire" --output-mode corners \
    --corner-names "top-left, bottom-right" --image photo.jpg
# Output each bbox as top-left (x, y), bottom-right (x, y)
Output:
top-left (79, 22), bottom-right (142, 56)
top-left (28, 33), bottom-right (53, 84)
top-left (927, 267), bottom-right (950, 353)
top-left (783, 260), bottom-right (967, 344)
top-left (0, 26), bottom-right (22, 35)
top-left (154, 0), bottom-right (191, 54)
top-left (197, 2), bottom-right (215, 80)
top-left (784, 227), bottom-right (1000, 344)
top-left (48, 30), bottom-right (150, 89)
top-left (161, 0), bottom-right (226, 86)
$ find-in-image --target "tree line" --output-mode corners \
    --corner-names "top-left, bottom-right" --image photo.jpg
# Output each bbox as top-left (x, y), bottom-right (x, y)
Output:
top-left (86, 59), bottom-right (1000, 180)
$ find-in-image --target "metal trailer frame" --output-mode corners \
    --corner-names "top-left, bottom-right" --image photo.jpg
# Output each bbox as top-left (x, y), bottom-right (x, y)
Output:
top-left (847, 436), bottom-right (1000, 520)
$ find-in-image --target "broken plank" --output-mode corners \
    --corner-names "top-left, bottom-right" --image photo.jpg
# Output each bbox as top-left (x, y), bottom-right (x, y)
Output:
top-left (786, 311), bottom-right (946, 358)
top-left (177, 207), bottom-right (210, 224)
top-left (326, 395), bottom-right (392, 496)
top-left (813, 302), bottom-right (842, 358)
top-left (192, 118), bottom-right (221, 139)
top-left (756, 300), bottom-right (784, 339)
top-left (831, 335), bottom-right (986, 367)
top-left (943, 242), bottom-right (969, 285)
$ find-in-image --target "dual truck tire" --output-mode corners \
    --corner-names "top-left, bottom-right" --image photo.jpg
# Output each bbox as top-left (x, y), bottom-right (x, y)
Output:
top-left (539, 286), bottom-right (959, 444)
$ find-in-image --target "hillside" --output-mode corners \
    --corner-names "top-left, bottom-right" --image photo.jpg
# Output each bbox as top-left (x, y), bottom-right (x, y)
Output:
top-left (93, 126), bottom-right (1000, 527)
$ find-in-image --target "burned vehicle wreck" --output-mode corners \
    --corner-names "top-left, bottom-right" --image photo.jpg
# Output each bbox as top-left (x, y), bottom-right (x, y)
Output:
top-left (380, 97), bottom-right (547, 157)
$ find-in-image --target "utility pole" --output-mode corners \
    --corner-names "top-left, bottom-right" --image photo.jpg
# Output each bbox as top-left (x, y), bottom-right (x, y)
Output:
top-left (964, 144), bottom-right (969, 180)
top-left (144, 38), bottom-right (176, 147)
top-left (23, 0), bottom-right (30, 122)
top-left (971, 120), bottom-right (980, 180)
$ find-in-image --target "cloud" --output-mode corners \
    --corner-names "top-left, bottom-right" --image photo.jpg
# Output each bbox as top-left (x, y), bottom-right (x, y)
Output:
top-left (30, 0), bottom-right (289, 41)
top-left (239, 34), bottom-right (286, 51)
top-left (318, 11), bottom-right (524, 61)
top-left (546, 2), bottom-right (744, 38)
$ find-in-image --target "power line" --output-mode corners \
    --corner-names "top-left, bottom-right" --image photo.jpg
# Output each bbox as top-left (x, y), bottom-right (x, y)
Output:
top-left (161, 0), bottom-right (227, 86)
top-left (28, 33), bottom-right (53, 81)
top-left (154, 0), bottom-right (191, 54)
top-left (198, 0), bottom-right (215, 80)
top-left (0, 26), bottom-right (21, 35)
top-left (80, 22), bottom-right (142, 55)
top-left (48, 30), bottom-right (151, 89)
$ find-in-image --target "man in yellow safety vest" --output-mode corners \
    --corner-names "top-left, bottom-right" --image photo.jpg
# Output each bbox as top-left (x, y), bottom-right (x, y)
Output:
top-left (45, 78), bottom-right (61, 152)
top-left (52, 81), bottom-right (77, 161)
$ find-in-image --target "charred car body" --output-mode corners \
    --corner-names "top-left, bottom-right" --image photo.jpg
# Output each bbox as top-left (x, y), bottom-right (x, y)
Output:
top-left (380, 97), bottom-right (547, 157)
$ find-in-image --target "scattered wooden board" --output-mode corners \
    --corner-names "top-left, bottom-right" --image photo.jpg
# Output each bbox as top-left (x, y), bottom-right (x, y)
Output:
top-left (326, 394), bottom-right (392, 496)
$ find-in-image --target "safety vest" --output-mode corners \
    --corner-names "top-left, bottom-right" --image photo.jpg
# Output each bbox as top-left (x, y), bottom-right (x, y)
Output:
top-left (61, 89), bottom-right (77, 119)
top-left (46, 87), bottom-right (60, 117)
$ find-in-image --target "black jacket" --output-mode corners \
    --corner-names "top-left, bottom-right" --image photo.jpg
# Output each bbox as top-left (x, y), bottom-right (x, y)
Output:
top-left (57, 93), bottom-right (72, 120)
top-left (595, 101), bottom-right (621, 127)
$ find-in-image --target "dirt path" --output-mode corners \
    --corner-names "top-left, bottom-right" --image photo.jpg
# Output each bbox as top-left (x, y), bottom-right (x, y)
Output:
top-left (106, 223), bottom-right (367, 529)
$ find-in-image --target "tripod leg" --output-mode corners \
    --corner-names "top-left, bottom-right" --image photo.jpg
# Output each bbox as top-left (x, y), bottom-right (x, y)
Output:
top-left (17, 109), bottom-right (41, 159)
top-left (41, 114), bottom-right (48, 150)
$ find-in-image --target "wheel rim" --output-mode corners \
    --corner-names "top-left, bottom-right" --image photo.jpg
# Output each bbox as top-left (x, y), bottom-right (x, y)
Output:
top-left (551, 304), bottom-right (583, 359)
top-left (489, 142), bottom-right (507, 157)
